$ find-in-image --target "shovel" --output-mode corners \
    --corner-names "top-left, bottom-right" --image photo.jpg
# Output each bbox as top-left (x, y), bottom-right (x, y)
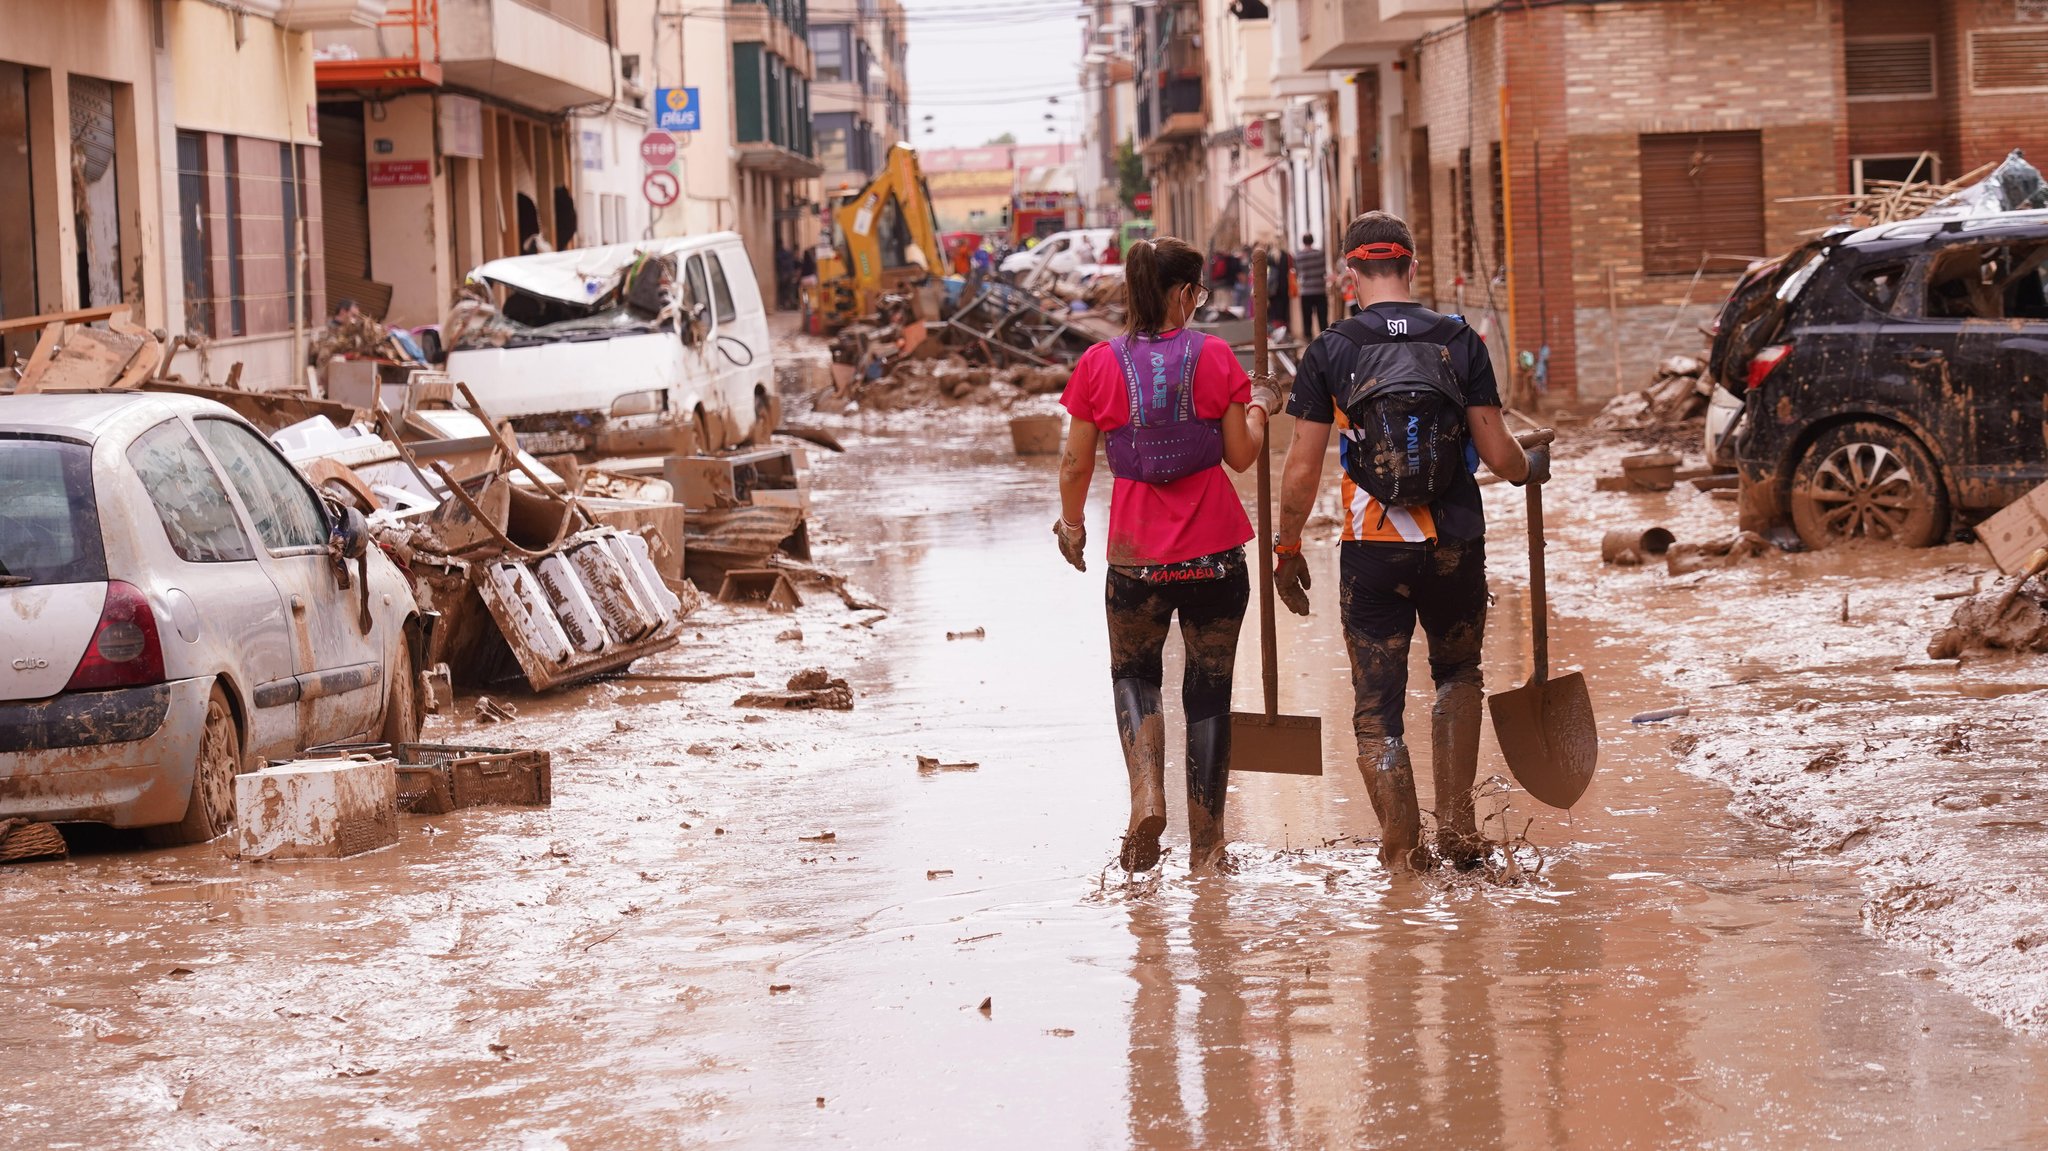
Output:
top-left (1487, 429), bottom-right (1599, 809)
top-left (1230, 246), bottom-right (1323, 776)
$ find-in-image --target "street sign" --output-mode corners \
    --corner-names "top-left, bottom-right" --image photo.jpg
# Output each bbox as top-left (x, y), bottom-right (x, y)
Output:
top-left (367, 159), bottom-right (431, 188)
top-left (654, 87), bottom-right (700, 133)
top-left (643, 169), bottom-right (680, 207)
top-left (639, 130), bottom-right (677, 167)
top-left (1243, 117), bottom-right (1266, 152)
top-left (1132, 192), bottom-right (1153, 213)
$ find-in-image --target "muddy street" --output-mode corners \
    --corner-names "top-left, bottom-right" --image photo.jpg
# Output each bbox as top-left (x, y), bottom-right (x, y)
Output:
top-left (0, 420), bottom-right (2045, 1148)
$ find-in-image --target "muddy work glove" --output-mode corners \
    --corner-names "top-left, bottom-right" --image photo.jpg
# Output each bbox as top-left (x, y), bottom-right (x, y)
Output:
top-left (1248, 381), bottom-right (1281, 417)
top-left (1274, 547), bottom-right (1311, 615)
top-left (1514, 445), bottom-right (1551, 487)
top-left (1054, 518), bottom-right (1087, 573)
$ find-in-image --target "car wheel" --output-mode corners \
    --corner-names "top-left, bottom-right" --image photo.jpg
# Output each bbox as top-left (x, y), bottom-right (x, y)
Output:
top-left (745, 388), bottom-right (778, 446)
top-left (691, 406), bottom-right (714, 455)
top-left (380, 640), bottom-right (423, 746)
top-left (1788, 420), bottom-right (1949, 549)
top-left (145, 684), bottom-right (242, 846)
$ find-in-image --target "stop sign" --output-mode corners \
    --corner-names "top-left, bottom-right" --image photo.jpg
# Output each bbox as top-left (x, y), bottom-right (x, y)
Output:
top-left (640, 131), bottom-right (677, 167)
top-left (1133, 192), bottom-right (1153, 213)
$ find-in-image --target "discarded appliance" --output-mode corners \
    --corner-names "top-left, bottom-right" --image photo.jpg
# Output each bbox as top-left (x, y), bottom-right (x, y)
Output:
top-left (666, 445), bottom-right (809, 511)
top-left (685, 504), bottom-right (810, 590)
top-left (235, 757), bottom-right (400, 861)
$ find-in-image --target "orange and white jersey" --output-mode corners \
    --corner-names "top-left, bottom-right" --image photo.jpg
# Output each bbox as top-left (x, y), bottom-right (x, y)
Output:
top-left (1334, 408), bottom-right (1440, 543)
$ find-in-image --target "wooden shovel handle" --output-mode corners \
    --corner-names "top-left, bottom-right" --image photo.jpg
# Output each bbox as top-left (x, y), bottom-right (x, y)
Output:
top-left (1251, 245), bottom-right (1278, 719)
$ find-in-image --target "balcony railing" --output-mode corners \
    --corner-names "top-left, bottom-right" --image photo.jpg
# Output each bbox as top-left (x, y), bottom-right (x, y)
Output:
top-left (315, 0), bottom-right (443, 90)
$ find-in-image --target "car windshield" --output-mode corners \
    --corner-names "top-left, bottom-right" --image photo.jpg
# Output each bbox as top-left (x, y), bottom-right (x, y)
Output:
top-left (0, 435), bottom-right (109, 588)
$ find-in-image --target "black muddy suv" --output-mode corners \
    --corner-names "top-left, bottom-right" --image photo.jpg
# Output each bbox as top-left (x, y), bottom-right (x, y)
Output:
top-left (1712, 209), bottom-right (2048, 549)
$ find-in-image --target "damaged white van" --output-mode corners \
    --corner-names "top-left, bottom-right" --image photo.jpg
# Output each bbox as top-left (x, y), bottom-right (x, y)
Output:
top-left (445, 234), bottom-right (777, 457)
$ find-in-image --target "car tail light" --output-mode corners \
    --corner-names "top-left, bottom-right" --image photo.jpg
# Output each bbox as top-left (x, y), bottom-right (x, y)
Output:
top-left (65, 581), bottom-right (166, 691)
top-left (1746, 344), bottom-right (1793, 391)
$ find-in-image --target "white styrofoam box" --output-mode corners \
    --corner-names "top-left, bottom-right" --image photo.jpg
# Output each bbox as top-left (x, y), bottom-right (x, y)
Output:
top-left (486, 560), bottom-right (574, 663)
top-left (536, 554), bottom-right (607, 653)
top-left (569, 538), bottom-right (655, 642)
top-left (619, 531), bottom-right (682, 617)
top-left (235, 757), bottom-right (400, 861)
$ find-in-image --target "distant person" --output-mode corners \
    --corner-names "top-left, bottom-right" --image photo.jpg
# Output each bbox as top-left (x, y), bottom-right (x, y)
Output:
top-left (1295, 233), bottom-right (1329, 338)
top-left (1052, 236), bottom-right (1278, 875)
top-left (774, 244), bottom-right (799, 311)
top-left (1265, 240), bottom-right (1292, 333)
top-left (1271, 211), bottom-right (1538, 873)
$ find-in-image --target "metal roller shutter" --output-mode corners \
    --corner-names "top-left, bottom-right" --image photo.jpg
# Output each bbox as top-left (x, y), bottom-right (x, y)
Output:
top-left (317, 105), bottom-right (392, 321)
top-left (1640, 131), bottom-right (1765, 277)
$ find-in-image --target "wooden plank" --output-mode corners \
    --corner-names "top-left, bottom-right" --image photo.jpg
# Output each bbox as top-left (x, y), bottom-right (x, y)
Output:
top-left (11, 321), bottom-right (63, 392)
top-left (0, 305), bottom-right (126, 335)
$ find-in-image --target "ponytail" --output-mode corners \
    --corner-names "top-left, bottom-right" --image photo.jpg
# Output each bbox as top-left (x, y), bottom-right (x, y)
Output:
top-left (1122, 236), bottom-right (1206, 337)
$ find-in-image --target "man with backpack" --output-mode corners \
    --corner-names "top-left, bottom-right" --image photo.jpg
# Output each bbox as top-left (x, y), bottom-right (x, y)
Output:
top-left (1271, 212), bottom-right (1547, 872)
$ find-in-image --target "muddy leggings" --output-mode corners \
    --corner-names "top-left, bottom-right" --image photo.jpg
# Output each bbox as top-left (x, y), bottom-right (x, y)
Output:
top-left (1337, 538), bottom-right (1487, 748)
top-left (1105, 550), bottom-right (1251, 723)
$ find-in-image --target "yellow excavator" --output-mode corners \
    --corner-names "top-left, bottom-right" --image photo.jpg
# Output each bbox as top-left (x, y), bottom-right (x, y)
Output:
top-left (806, 143), bottom-right (945, 333)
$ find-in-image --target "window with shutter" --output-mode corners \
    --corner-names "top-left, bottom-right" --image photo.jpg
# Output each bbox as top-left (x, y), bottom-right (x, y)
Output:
top-left (1639, 131), bottom-right (1765, 277)
top-left (1970, 27), bottom-right (2048, 93)
top-left (1846, 36), bottom-right (1937, 100)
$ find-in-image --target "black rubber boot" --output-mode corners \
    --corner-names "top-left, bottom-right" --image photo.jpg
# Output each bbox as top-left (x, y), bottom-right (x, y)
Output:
top-left (1186, 715), bottom-right (1232, 873)
top-left (1362, 738), bottom-right (1429, 873)
top-left (1114, 678), bottom-right (1167, 872)
top-left (1432, 681), bottom-right (1485, 869)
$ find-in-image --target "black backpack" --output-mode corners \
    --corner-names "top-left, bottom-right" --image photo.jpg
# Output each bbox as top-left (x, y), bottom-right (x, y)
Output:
top-left (1327, 312), bottom-right (1469, 508)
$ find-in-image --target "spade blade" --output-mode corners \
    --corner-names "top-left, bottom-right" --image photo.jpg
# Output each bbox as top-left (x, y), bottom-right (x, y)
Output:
top-left (1487, 671), bottom-right (1598, 809)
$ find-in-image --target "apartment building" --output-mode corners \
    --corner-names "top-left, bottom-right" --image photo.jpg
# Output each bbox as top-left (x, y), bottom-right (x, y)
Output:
top-left (4, 0), bottom-right (372, 388)
top-left (1077, 0), bottom-right (1140, 230)
top-left (809, 0), bottom-right (910, 197)
top-left (309, 1), bottom-right (613, 333)
top-left (1107, 0), bottom-right (2048, 399)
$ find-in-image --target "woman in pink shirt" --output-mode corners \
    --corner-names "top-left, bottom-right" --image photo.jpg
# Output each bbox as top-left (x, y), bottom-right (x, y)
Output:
top-left (1053, 237), bottom-right (1276, 873)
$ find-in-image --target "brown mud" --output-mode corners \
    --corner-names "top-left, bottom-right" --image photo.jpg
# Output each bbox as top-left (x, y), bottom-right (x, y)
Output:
top-left (2, 413), bottom-right (2047, 1147)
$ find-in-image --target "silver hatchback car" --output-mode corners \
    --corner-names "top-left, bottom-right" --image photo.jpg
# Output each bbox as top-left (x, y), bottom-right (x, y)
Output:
top-left (0, 393), bottom-right (424, 844)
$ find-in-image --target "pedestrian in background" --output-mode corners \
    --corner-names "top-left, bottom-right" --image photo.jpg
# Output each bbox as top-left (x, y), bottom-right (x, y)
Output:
top-left (1265, 239), bottom-right (1293, 338)
top-left (1053, 236), bottom-right (1279, 874)
top-left (1270, 211), bottom-right (1539, 873)
top-left (1294, 233), bottom-right (1329, 338)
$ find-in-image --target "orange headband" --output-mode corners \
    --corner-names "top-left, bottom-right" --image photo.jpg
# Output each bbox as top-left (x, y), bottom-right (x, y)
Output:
top-left (1345, 242), bottom-right (1413, 261)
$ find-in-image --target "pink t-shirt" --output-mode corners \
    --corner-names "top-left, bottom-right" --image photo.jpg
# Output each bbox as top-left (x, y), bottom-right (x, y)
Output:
top-left (1060, 331), bottom-right (1254, 567)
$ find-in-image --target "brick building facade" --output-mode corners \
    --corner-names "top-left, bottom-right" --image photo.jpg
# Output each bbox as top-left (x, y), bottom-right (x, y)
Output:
top-left (1402, 0), bottom-right (2048, 401)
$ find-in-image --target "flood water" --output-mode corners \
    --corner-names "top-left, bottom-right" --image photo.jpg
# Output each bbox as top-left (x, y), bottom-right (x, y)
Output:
top-left (3, 422), bottom-right (2046, 1149)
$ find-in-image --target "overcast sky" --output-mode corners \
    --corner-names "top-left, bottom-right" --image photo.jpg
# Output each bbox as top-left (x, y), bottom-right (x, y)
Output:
top-left (899, 0), bottom-right (1087, 149)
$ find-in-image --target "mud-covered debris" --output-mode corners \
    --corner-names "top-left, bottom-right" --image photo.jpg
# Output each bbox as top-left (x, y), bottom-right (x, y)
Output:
top-left (977, 996), bottom-right (993, 1016)
top-left (1666, 531), bottom-right (1771, 576)
top-left (474, 696), bottom-right (518, 724)
top-left (946, 627), bottom-right (987, 641)
top-left (776, 628), bottom-right (804, 643)
top-left (1630, 706), bottom-right (1690, 724)
top-left (733, 668), bottom-right (855, 711)
top-left (798, 831), bottom-right (837, 843)
top-left (916, 756), bottom-right (979, 774)
top-left (0, 819), bottom-right (67, 864)
top-left (1045, 1028), bottom-right (1076, 1038)
top-left (488, 1043), bottom-right (512, 1060)
top-left (687, 743), bottom-right (716, 756)
top-left (1602, 527), bottom-right (1675, 566)
top-left (769, 984), bottom-right (793, 994)
top-left (614, 719), bottom-right (634, 732)
top-left (927, 869), bottom-right (953, 879)
top-left (1927, 577), bottom-right (2048, 659)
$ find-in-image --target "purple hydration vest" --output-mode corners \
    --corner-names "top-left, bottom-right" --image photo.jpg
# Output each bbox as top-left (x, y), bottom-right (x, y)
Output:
top-left (1104, 328), bottom-right (1223, 484)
